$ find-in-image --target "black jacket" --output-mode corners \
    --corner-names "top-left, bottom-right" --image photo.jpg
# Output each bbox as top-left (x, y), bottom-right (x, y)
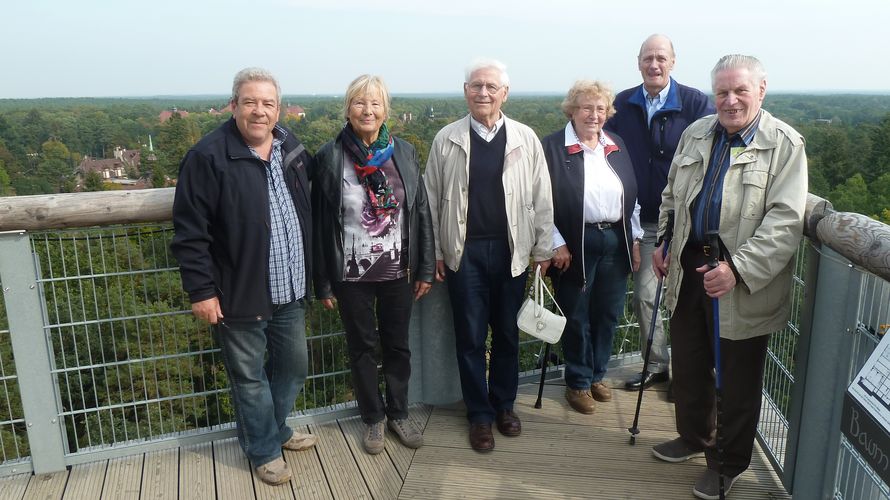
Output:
top-left (311, 135), bottom-right (435, 299)
top-left (171, 118), bottom-right (312, 321)
top-left (541, 129), bottom-right (638, 285)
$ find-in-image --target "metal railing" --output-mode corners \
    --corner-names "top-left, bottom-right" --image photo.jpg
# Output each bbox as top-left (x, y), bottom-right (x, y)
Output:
top-left (0, 188), bottom-right (889, 500)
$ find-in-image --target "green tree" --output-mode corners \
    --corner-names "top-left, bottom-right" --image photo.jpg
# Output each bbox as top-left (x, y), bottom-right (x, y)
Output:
top-left (37, 140), bottom-right (75, 193)
top-left (83, 170), bottom-right (105, 192)
top-left (151, 163), bottom-right (167, 188)
top-left (829, 174), bottom-right (872, 215)
top-left (157, 113), bottom-right (200, 180)
top-left (0, 160), bottom-right (11, 195)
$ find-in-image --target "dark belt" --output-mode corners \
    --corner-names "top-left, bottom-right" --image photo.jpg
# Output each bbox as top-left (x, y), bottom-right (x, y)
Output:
top-left (585, 221), bottom-right (617, 230)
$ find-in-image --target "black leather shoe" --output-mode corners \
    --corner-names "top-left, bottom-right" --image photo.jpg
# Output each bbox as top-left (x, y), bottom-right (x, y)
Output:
top-left (624, 370), bottom-right (669, 390)
top-left (469, 422), bottom-right (495, 451)
top-left (495, 410), bottom-right (521, 437)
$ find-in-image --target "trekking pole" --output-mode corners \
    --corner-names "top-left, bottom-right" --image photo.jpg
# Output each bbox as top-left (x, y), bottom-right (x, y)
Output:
top-left (534, 342), bottom-right (551, 409)
top-left (629, 210), bottom-right (674, 445)
top-left (706, 230), bottom-right (726, 500)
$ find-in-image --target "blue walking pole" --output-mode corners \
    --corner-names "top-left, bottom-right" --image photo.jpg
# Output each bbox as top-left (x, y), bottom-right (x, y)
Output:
top-left (706, 230), bottom-right (726, 500)
top-left (628, 210), bottom-right (674, 445)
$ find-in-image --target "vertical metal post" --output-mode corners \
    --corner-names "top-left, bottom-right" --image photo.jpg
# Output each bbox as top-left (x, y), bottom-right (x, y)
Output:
top-left (785, 245), bottom-right (858, 498)
top-left (0, 231), bottom-right (67, 472)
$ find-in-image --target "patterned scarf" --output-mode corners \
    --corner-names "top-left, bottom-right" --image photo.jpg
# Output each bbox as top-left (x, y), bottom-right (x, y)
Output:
top-left (340, 122), bottom-right (399, 236)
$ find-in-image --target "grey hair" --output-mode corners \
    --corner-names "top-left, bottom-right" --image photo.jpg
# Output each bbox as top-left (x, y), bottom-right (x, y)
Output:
top-left (231, 67), bottom-right (281, 104)
top-left (464, 58), bottom-right (510, 87)
top-left (711, 55), bottom-right (767, 90)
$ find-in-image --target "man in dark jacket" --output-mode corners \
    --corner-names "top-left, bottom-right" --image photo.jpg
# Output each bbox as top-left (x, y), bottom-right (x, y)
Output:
top-left (171, 68), bottom-right (316, 486)
top-left (605, 34), bottom-right (714, 392)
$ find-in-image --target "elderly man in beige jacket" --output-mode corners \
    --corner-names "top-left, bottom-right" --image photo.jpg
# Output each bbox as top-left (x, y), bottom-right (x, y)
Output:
top-left (424, 58), bottom-right (553, 453)
top-left (651, 54), bottom-right (807, 500)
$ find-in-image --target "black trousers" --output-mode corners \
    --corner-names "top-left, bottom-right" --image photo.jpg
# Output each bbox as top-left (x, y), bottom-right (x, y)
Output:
top-left (333, 277), bottom-right (414, 424)
top-left (670, 245), bottom-right (769, 477)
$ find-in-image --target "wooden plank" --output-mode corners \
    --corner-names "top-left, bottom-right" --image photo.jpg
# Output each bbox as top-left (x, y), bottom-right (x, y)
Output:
top-left (310, 422), bottom-right (371, 500)
top-left (22, 470), bottom-right (68, 500)
top-left (140, 449), bottom-right (177, 500)
top-left (213, 438), bottom-right (255, 500)
top-left (282, 426), bottom-right (331, 500)
top-left (0, 472), bottom-right (31, 500)
top-left (386, 405), bottom-right (432, 479)
top-left (399, 372), bottom-right (789, 500)
top-left (64, 461), bottom-right (107, 499)
top-left (102, 455), bottom-right (143, 500)
top-left (179, 442), bottom-right (214, 500)
top-left (338, 417), bottom-right (401, 500)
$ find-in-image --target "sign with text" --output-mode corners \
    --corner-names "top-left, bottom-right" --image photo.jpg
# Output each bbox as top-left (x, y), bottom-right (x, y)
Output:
top-left (843, 331), bottom-right (890, 485)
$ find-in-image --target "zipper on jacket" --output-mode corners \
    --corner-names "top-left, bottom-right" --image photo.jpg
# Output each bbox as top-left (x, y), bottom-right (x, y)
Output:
top-left (604, 155), bottom-right (634, 273)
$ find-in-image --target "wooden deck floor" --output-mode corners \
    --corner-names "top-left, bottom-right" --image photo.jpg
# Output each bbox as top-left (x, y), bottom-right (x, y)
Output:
top-left (0, 369), bottom-right (791, 499)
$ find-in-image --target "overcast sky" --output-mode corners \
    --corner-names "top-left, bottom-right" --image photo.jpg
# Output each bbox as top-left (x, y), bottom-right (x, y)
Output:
top-left (2, 0), bottom-right (884, 98)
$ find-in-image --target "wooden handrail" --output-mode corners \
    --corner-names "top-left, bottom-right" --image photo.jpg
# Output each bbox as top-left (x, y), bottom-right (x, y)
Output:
top-left (0, 189), bottom-right (886, 281)
top-left (0, 188), bottom-right (174, 231)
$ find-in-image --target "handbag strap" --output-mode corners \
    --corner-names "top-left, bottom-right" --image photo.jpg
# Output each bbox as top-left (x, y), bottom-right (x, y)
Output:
top-left (533, 265), bottom-right (564, 317)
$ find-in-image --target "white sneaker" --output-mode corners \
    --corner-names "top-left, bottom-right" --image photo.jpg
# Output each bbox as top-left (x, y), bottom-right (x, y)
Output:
top-left (254, 457), bottom-right (292, 485)
top-left (282, 430), bottom-right (317, 451)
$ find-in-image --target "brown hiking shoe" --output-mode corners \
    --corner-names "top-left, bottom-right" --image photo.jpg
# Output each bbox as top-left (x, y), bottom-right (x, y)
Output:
top-left (590, 382), bottom-right (612, 402)
top-left (565, 388), bottom-right (595, 414)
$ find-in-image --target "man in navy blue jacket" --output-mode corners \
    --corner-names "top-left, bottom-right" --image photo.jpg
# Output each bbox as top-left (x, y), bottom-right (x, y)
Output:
top-left (604, 34), bottom-right (714, 392)
top-left (171, 68), bottom-right (317, 486)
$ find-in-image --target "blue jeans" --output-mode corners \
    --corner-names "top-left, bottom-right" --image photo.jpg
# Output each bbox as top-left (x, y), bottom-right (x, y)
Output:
top-left (446, 239), bottom-right (527, 424)
top-left (215, 300), bottom-right (308, 467)
top-left (556, 226), bottom-right (629, 389)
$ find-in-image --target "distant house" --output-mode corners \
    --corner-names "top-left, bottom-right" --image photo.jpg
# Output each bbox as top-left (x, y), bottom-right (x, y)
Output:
top-left (159, 107), bottom-right (190, 123)
top-left (78, 147), bottom-right (140, 180)
top-left (285, 104), bottom-right (305, 118)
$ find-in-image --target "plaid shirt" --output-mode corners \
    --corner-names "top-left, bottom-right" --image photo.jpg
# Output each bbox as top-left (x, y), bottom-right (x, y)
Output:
top-left (249, 125), bottom-right (306, 303)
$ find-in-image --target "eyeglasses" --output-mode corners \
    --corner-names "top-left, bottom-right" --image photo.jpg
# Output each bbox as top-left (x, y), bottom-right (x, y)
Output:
top-left (466, 82), bottom-right (503, 94)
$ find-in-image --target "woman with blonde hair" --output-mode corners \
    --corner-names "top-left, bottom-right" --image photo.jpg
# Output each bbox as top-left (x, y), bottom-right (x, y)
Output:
top-left (312, 75), bottom-right (435, 454)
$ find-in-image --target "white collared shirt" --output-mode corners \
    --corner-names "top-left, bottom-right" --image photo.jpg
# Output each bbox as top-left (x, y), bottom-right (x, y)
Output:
top-left (469, 114), bottom-right (505, 142)
top-left (644, 79), bottom-right (671, 125)
top-left (553, 122), bottom-right (643, 249)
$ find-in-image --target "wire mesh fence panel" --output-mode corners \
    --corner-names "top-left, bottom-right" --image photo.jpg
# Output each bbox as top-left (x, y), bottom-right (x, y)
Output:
top-left (756, 241), bottom-right (807, 474)
top-left (833, 273), bottom-right (890, 500)
top-left (0, 281), bottom-right (28, 463)
top-left (26, 224), bottom-right (355, 456)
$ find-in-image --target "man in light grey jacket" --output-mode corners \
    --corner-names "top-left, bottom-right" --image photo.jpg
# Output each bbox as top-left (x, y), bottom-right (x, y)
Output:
top-left (424, 58), bottom-right (553, 452)
top-left (651, 55), bottom-right (807, 499)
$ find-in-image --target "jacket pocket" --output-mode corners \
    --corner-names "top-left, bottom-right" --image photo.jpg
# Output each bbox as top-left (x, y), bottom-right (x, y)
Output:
top-left (673, 153), bottom-right (703, 206)
top-left (740, 169), bottom-right (769, 220)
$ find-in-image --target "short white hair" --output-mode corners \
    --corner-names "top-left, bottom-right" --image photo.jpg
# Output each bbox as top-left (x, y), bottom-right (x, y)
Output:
top-left (711, 55), bottom-right (767, 91)
top-left (464, 58), bottom-right (510, 87)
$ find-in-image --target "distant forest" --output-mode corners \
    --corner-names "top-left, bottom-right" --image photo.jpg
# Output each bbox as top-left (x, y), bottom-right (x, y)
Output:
top-left (0, 93), bottom-right (888, 222)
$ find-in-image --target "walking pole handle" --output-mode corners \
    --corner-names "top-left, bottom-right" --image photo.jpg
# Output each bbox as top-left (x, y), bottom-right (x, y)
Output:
top-left (656, 210), bottom-right (675, 251)
top-left (706, 230), bottom-right (721, 269)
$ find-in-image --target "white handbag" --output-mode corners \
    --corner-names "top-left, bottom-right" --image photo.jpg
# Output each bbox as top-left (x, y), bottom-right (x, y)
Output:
top-left (517, 265), bottom-right (566, 344)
